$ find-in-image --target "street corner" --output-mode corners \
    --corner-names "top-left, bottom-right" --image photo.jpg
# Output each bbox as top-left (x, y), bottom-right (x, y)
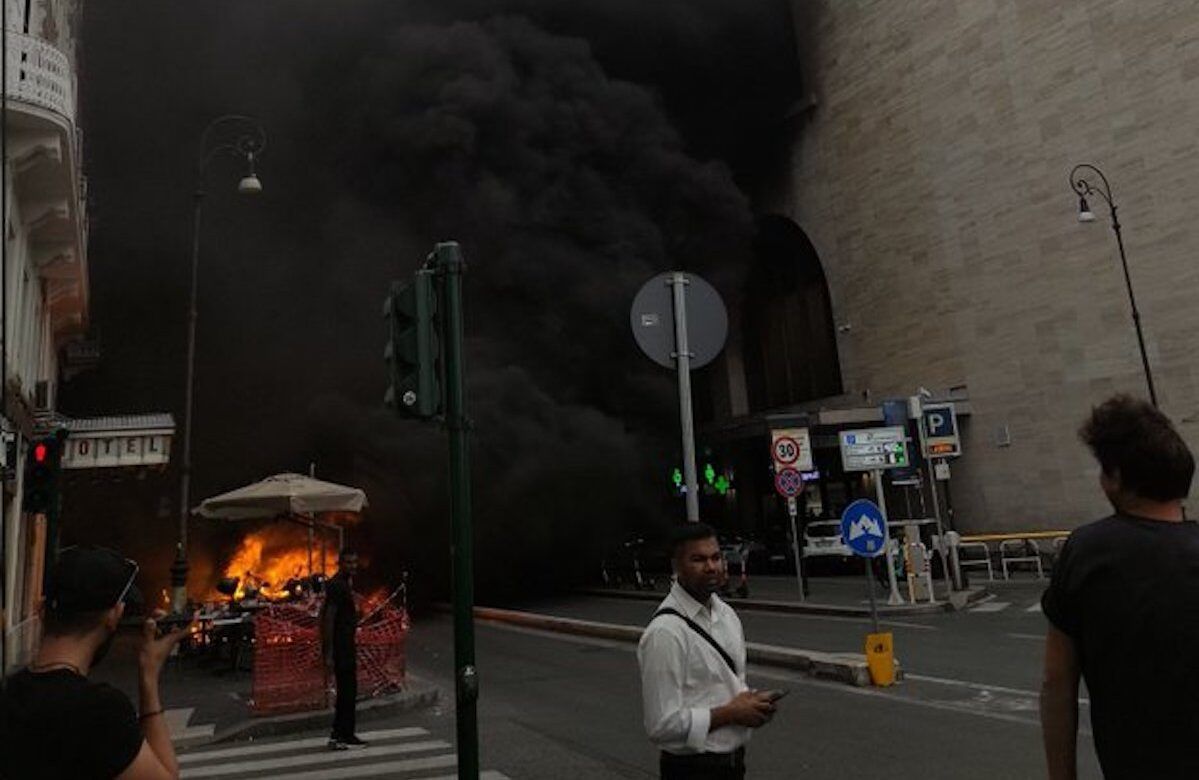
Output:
top-left (206, 675), bottom-right (443, 746)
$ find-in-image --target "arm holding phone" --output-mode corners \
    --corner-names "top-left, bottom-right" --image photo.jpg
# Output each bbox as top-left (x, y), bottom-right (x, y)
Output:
top-left (117, 609), bottom-right (196, 780)
top-left (709, 690), bottom-right (778, 730)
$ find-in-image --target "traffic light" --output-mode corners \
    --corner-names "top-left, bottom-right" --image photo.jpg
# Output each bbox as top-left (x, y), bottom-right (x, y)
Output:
top-left (23, 430), bottom-right (66, 514)
top-left (383, 268), bottom-right (442, 418)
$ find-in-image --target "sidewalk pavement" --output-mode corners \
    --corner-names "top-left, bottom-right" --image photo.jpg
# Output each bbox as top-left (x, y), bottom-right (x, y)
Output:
top-left (584, 574), bottom-right (988, 616)
top-left (473, 604), bottom-right (894, 687)
top-left (91, 633), bottom-right (439, 749)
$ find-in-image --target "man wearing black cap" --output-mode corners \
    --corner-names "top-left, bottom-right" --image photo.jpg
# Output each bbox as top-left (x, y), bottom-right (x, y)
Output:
top-left (0, 546), bottom-right (193, 779)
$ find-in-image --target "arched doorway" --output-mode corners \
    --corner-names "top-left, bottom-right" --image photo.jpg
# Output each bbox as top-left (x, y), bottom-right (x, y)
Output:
top-left (743, 215), bottom-right (842, 410)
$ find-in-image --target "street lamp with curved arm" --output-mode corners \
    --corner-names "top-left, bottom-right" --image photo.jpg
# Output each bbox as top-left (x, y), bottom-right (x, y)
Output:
top-left (1067, 163), bottom-right (1158, 407)
top-left (170, 115), bottom-right (266, 610)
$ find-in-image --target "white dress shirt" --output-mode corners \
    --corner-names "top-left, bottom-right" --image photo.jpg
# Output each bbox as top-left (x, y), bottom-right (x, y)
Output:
top-left (637, 580), bottom-right (750, 754)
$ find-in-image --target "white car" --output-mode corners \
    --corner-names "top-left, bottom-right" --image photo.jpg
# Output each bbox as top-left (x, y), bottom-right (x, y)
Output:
top-left (802, 520), bottom-right (853, 559)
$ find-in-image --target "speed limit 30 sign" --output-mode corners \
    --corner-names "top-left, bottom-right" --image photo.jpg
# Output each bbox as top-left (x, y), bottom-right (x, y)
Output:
top-left (770, 428), bottom-right (813, 472)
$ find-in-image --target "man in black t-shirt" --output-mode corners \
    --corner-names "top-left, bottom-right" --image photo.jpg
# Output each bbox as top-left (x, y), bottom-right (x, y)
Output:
top-left (0, 546), bottom-right (193, 779)
top-left (1041, 395), bottom-right (1199, 779)
top-left (320, 548), bottom-right (363, 750)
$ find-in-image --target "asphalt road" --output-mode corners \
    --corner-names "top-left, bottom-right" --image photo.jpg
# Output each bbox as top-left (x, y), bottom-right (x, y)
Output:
top-left (179, 578), bottom-right (1102, 778)
top-left (397, 579), bottom-right (1104, 779)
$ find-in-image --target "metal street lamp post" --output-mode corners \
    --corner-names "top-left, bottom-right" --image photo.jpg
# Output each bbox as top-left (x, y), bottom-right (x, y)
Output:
top-left (170, 115), bottom-right (266, 612)
top-left (1068, 163), bottom-right (1158, 407)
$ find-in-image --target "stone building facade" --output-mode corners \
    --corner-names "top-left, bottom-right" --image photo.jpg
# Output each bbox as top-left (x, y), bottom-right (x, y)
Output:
top-left (760, 0), bottom-right (1199, 530)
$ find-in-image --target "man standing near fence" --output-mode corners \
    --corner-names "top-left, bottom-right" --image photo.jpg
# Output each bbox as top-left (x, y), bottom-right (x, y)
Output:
top-left (321, 549), bottom-right (366, 750)
top-left (1041, 395), bottom-right (1199, 778)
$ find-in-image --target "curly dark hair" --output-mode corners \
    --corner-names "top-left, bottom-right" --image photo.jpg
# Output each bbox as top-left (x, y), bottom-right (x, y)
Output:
top-left (1079, 394), bottom-right (1194, 501)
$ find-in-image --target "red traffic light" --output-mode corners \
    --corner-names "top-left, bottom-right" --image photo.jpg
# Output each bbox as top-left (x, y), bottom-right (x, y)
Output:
top-left (33, 443), bottom-right (48, 463)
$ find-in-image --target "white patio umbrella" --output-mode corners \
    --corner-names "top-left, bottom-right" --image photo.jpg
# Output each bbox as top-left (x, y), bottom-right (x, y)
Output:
top-left (196, 473), bottom-right (367, 574)
top-left (195, 472), bottom-right (367, 520)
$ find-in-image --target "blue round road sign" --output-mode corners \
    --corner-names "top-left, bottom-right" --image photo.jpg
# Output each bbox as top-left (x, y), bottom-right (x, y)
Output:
top-left (840, 499), bottom-right (889, 558)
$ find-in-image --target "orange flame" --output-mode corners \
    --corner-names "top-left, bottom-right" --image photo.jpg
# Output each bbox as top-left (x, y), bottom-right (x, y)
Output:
top-left (217, 528), bottom-right (333, 600)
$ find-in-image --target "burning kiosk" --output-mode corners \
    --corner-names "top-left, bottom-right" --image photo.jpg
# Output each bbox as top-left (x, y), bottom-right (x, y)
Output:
top-left (196, 473), bottom-right (408, 714)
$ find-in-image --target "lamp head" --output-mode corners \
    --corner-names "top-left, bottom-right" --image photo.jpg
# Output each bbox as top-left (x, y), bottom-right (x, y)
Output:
top-left (1077, 195), bottom-right (1096, 223)
top-left (237, 149), bottom-right (262, 195)
top-left (237, 174), bottom-right (262, 195)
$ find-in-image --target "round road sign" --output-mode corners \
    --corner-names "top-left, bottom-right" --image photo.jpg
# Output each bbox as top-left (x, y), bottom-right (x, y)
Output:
top-left (774, 467), bottom-right (804, 498)
top-left (839, 499), bottom-right (889, 558)
top-left (773, 437), bottom-right (801, 465)
top-left (630, 272), bottom-right (728, 370)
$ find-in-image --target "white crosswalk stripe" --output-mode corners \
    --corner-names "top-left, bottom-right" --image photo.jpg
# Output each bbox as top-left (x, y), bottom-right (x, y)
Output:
top-left (968, 601), bottom-right (1044, 614)
top-left (969, 600), bottom-right (1011, 613)
top-left (178, 726), bottom-right (511, 779)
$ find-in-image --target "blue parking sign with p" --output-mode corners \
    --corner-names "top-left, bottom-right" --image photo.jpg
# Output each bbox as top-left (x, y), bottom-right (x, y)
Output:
top-left (924, 407), bottom-right (955, 438)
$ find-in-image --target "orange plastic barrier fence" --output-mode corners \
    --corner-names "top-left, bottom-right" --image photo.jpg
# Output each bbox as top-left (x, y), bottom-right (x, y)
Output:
top-left (251, 597), bottom-right (408, 716)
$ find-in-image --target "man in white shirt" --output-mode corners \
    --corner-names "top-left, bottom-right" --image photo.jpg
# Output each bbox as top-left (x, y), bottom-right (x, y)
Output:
top-left (637, 523), bottom-right (777, 779)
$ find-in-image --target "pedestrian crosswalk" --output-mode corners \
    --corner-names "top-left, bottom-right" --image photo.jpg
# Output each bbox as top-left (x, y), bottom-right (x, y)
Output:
top-left (178, 726), bottom-right (512, 779)
top-left (968, 600), bottom-right (1044, 614)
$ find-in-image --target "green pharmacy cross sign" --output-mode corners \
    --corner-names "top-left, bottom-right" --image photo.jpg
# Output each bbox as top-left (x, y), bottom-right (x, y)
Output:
top-left (671, 464), bottom-right (730, 495)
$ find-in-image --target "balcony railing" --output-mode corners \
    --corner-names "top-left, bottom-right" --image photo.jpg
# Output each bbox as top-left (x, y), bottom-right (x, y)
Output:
top-left (4, 30), bottom-right (75, 123)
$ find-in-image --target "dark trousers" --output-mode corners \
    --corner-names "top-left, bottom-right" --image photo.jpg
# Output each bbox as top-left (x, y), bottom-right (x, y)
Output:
top-left (660, 748), bottom-right (746, 780)
top-left (332, 659), bottom-right (357, 739)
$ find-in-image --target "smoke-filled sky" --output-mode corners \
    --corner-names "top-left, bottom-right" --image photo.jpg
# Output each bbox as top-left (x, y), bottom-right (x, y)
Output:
top-left (63, 1), bottom-right (800, 598)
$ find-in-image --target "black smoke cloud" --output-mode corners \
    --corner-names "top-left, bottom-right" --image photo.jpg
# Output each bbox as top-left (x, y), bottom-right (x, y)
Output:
top-left (63, 3), bottom-right (797, 600)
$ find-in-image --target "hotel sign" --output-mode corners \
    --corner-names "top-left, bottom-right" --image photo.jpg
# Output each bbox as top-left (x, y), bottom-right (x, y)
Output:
top-left (58, 414), bottom-right (176, 470)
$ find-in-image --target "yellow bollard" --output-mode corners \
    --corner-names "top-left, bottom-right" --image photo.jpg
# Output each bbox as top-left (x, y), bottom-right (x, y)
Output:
top-left (865, 631), bottom-right (895, 687)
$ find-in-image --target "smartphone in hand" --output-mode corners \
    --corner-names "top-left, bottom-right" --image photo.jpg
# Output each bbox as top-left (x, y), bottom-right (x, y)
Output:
top-left (762, 688), bottom-right (790, 702)
top-left (153, 612), bottom-right (193, 638)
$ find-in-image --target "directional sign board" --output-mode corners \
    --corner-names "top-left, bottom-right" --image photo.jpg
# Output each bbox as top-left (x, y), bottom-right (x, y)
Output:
top-left (921, 403), bottom-right (961, 458)
top-left (839, 426), bottom-right (910, 472)
top-left (774, 467), bottom-right (804, 498)
top-left (770, 427), bottom-right (813, 472)
top-left (840, 499), bottom-right (889, 557)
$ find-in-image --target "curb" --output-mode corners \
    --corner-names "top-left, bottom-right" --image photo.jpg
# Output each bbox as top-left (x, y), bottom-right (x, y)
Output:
top-left (578, 587), bottom-right (991, 617)
top-left (189, 677), bottom-right (441, 748)
top-left (473, 606), bottom-right (896, 688)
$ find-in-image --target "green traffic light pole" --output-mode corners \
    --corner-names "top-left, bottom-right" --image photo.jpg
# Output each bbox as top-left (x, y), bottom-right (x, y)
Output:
top-left (433, 241), bottom-right (478, 780)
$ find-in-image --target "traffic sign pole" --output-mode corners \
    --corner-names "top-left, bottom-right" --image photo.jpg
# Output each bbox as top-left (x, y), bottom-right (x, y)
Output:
top-left (840, 497), bottom-right (895, 686)
top-left (927, 457), bottom-right (953, 595)
top-left (865, 554), bottom-right (880, 634)
top-left (786, 495), bottom-right (805, 603)
top-left (918, 407), bottom-right (955, 596)
top-left (669, 273), bottom-right (699, 523)
top-left (632, 271), bottom-right (727, 525)
top-left (873, 469), bottom-right (903, 606)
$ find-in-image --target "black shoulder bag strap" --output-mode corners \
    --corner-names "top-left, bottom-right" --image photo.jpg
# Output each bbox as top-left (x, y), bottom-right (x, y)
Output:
top-left (653, 607), bottom-right (739, 676)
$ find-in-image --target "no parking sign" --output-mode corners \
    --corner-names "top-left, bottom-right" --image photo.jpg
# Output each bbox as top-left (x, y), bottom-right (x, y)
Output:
top-left (774, 467), bottom-right (804, 498)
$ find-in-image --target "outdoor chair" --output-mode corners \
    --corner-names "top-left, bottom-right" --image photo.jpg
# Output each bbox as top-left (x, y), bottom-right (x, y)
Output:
top-left (1000, 538), bottom-right (1044, 580)
top-left (957, 541), bottom-right (994, 581)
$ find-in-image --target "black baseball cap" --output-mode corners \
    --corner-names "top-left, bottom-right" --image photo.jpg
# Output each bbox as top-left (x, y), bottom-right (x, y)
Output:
top-left (45, 546), bottom-right (143, 614)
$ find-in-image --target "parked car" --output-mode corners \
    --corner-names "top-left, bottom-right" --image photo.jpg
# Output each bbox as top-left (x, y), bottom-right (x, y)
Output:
top-left (802, 520), bottom-right (852, 559)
